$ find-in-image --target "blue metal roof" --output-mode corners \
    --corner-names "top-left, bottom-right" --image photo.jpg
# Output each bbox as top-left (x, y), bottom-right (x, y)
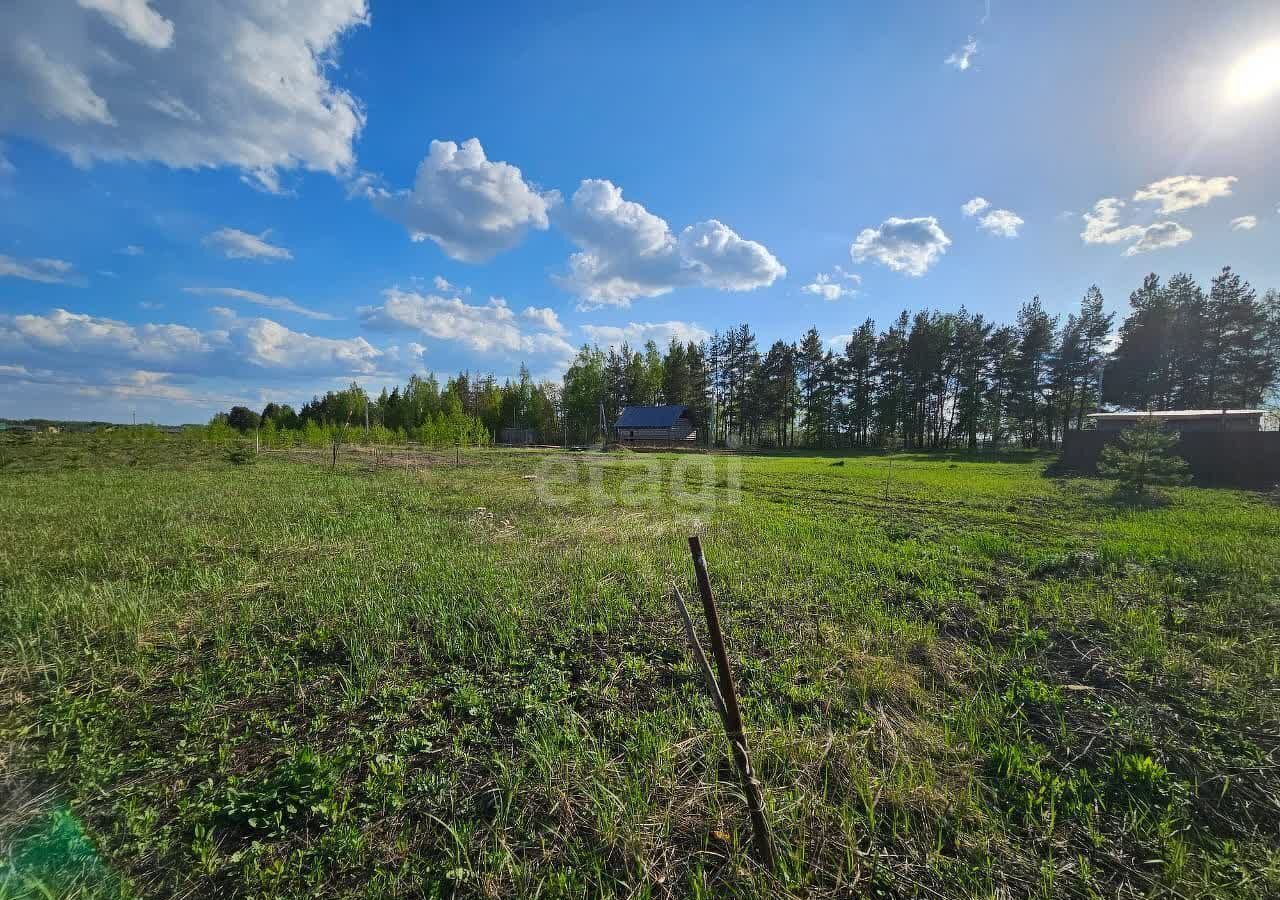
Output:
top-left (615, 404), bottom-right (689, 428)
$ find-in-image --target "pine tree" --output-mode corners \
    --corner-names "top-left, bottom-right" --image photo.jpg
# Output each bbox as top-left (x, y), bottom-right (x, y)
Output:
top-left (1098, 418), bottom-right (1190, 500)
top-left (1209, 267), bottom-right (1275, 406)
top-left (684, 342), bottom-right (713, 446)
top-left (1105, 274), bottom-right (1176, 410)
top-left (797, 327), bottom-right (825, 444)
top-left (1166, 274), bottom-right (1209, 408)
top-left (661, 339), bottom-right (689, 405)
top-left (984, 325), bottom-right (1018, 446)
top-left (952, 311), bottom-right (992, 449)
top-left (1012, 297), bottom-right (1057, 446)
top-left (843, 320), bottom-right (877, 446)
top-left (1075, 285), bottom-right (1114, 428)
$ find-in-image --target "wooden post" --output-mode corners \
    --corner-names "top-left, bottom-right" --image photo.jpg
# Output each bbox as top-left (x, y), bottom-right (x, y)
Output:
top-left (332, 436), bottom-right (338, 468)
top-left (687, 535), bottom-right (777, 872)
top-left (672, 585), bottom-right (727, 717)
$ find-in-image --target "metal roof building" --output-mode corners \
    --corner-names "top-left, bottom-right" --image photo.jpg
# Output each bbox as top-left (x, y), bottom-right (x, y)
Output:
top-left (1086, 409), bottom-right (1265, 433)
top-left (614, 405), bottom-right (697, 444)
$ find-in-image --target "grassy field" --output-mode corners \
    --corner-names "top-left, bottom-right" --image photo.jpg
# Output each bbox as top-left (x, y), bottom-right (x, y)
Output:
top-left (1, 431), bottom-right (1278, 898)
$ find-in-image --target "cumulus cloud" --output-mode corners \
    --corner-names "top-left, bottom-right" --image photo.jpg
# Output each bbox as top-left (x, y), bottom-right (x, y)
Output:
top-left (183, 287), bottom-right (335, 321)
top-left (0, 254), bottom-right (82, 285)
top-left (850, 216), bottom-right (951, 276)
top-left (1080, 198), bottom-right (1145, 245)
top-left (962, 197), bottom-right (1023, 237)
top-left (520, 306), bottom-right (566, 334)
top-left (1133, 175), bottom-right (1236, 214)
top-left (119, 244), bottom-right (144, 256)
top-left (1080, 198), bottom-right (1193, 255)
top-left (0, 307), bottom-right (381, 379)
top-left (0, 1), bottom-right (369, 192)
top-left (1081, 175), bottom-right (1235, 255)
top-left (976, 208), bottom-right (1023, 237)
top-left (579, 320), bottom-right (711, 350)
top-left (554, 179), bottom-right (785, 307)
top-left (801, 266), bottom-right (861, 301)
top-left (1124, 221), bottom-right (1192, 256)
top-left (227, 316), bottom-right (380, 372)
top-left (359, 288), bottom-right (575, 361)
top-left (1230, 215), bottom-right (1258, 231)
top-left (945, 37), bottom-right (979, 71)
top-left (368, 139), bottom-right (558, 262)
top-left (204, 228), bottom-right (292, 262)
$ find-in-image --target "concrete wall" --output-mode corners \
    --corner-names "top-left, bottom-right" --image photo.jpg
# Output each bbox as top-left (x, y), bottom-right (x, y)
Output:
top-left (1060, 429), bottom-right (1280, 488)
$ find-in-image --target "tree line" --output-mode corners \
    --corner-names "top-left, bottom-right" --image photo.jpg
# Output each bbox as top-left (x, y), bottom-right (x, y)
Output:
top-left (214, 266), bottom-right (1279, 449)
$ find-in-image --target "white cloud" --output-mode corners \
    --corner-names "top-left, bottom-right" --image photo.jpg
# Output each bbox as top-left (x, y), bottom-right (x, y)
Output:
top-left (368, 139), bottom-right (558, 262)
top-left (78, 0), bottom-right (175, 50)
top-left (1230, 215), bottom-right (1258, 231)
top-left (1082, 176), bottom-right (1235, 255)
top-left (204, 228), bottom-right (292, 262)
top-left (945, 37), bottom-right (979, 71)
top-left (0, 143), bottom-right (13, 177)
top-left (579, 320), bottom-right (711, 350)
top-left (229, 316), bottom-right (379, 372)
top-left (1080, 197), bottom-right (1193, 255)
top-left (0, 307), bottom-right (381, 379)
top-left (0, 254), bottom-right (81, 285)
top-left (359, 288), bottom-right (575, 360)
top-left (408, 342), bottom-right (426, 360)
top-left (1133, 175), bottom-right (1237, 214)
top-left (801, 267), bottom-right (860, 301)
top-left (183, 286), bottom-right (335, 320)
top-left (1123, 221), bottom-right (1192, 256)
top-left (432, 274), bottom-right (469, 294)
top-left (850, 216), bottom-right (951, 276)
top-left (0, 364), bottom-right (230, 408)
top-left (976, 208), bottom-right (1023, 237)
top-left (0, 1), bottom-right (369, 192)
top-left (554, 179), bottom-right (785, 307)
top-left (520, 306), bottom-right (566, 334)
top-left (119, 244), bottom-right (144, 256)
top-left (962, 196), bottom-right (1023, 237)
top-left (1081, 198), bottom-right (1146, 245)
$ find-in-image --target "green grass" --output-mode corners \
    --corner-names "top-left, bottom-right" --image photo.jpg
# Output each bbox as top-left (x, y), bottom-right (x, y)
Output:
top-left (1, 431), bottom-right (1278, 898)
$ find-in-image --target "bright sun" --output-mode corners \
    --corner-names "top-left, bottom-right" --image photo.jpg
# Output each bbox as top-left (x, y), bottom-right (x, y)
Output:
top-left (1225, 43), bottom-right (1280, 104)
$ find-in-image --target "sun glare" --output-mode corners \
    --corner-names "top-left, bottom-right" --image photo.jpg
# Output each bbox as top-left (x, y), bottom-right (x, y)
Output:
top-left (1225, 42), bottom-right (1280, 104)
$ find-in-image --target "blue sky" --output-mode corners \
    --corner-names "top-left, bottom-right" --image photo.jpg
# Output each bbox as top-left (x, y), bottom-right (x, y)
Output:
top-left (2, 0), bottom-right (1278, 423)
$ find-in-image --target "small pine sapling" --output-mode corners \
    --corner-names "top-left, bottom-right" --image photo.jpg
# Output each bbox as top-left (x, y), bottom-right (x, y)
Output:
top-left (1098, 418), bottom-right (1190, 501)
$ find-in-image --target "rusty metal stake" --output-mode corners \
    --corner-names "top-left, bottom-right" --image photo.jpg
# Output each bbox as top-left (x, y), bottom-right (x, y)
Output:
top-left (687, 535), bottom-right (777, 872)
